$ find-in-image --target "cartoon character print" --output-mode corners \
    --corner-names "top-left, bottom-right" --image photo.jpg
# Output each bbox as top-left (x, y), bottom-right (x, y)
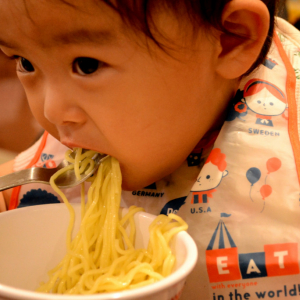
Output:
top-left (187, 130), bottom-right (219, 167)
top-left (226, 79), bottom-right (288, 126)
top-left (35, 152), bottom-right (57, 168)
top-left (226, 89), bottom-right (247, 122)
top-left (243, 79), bottom-right (287, 127)
top-left (191, 148), bottom-right (228, 204)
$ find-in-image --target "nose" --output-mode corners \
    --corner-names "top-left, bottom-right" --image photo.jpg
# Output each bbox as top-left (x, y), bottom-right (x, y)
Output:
top-left (43, 83), bottom-right (86, 127)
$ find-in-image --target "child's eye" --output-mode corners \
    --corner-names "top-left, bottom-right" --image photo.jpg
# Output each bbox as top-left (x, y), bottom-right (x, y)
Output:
top-left (17, 57), bottom-right (35, 73)
top-left (73, 57), bottom-right (102, 75)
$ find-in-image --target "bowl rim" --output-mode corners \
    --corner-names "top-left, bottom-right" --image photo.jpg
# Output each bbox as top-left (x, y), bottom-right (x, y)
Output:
top-left (0, 204), bottom-right (198, 300)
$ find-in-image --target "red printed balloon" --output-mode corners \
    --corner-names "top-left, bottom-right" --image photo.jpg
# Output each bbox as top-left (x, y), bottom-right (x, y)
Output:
top-left (266, 157), bottom-right (281, 174)
top-left (260, 184), bottom-right (272, 200)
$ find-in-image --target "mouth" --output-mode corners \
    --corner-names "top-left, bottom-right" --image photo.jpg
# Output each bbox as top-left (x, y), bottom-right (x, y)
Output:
top-left (60, 138), bottom-right (95, 152)
top-left (60, 138), bottom-right (109, 160)
top-left (60, 138), bottom-right (83, 150)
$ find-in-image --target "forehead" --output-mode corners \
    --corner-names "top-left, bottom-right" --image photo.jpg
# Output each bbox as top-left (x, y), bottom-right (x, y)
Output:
top-left (0, 0), bottom-right (122, 49)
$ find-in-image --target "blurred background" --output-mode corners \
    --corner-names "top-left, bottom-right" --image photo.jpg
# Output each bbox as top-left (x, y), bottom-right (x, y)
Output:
top-left (0, 0), bottom-right (299, 164)
top-left (0, 52), bottom-right (43, 164)
top-left (285, 0), bottom-right (300, 26)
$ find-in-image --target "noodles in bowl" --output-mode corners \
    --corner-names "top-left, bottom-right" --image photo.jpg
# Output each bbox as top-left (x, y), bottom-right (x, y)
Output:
top-left (0, 149), bottom-right (198, 300)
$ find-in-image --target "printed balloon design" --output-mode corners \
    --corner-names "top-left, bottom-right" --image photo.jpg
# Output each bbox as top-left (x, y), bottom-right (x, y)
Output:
top-left (260, 184), bottom-right (272, 200)
top-left (266, 157), bottom-right (281, 174)
top-left (260, 184), bottom-right (272, 212)
top-left (246, 157), bottom-right (281, 212)
top-left (246, 167), bottom-right (261, 186)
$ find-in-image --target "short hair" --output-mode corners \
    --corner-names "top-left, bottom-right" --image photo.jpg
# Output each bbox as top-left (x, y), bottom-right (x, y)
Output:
top-left (102, 0), bottom-right (281, 75)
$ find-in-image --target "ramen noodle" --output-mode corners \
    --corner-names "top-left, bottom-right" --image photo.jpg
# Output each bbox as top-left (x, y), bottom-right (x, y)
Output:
top-left (37, 148), bottom-right (188, 294)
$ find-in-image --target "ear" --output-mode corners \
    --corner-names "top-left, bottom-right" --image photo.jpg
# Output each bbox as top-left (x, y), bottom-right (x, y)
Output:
top-left (216, 0), bottom-right (270, 79)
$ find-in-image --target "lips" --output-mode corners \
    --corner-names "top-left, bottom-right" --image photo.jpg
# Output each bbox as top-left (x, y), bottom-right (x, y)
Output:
top-left (58, 128), bottom-right (93, 150)
top-left (60, 135), bottom-right (109, 158)
top-left (60, 138), bottom-right (99, 153)
top-left (60, 138), bottom-right (83, 150)
top-left (57, 126), bottom-right (110, 158)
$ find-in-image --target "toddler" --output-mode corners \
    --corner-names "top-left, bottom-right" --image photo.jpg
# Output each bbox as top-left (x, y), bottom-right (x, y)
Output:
top-left (1, 0), bottom-right (300, 299)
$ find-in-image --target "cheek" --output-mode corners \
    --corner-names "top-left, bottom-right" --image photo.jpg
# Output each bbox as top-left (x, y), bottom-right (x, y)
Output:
top-left (26, 92), bottom-right (59, 138)
top-left (17, 77), bottom-right (43, 121)
top-left (87, 78), bottom-right (204, 153)
top-left (25, 91), bottom-right (44, 124)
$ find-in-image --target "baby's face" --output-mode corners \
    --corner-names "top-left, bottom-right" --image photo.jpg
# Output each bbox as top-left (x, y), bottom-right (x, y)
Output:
top-left (0, 0), bottom-right (227, 190)
top-left (245, 88), bottom-right (286, 116)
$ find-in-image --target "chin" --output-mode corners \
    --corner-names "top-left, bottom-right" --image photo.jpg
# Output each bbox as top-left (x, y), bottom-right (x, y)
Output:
top-left (118, 161), bottom-right (165, 192)
top-left (121, 173), bottom-right (156, 191)
top-left (121, 180), bottom-right (146, 192)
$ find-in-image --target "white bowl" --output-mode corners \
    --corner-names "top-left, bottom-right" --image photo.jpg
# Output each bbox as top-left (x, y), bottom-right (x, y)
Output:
top-left (0, 204), bottom-right (197, 300)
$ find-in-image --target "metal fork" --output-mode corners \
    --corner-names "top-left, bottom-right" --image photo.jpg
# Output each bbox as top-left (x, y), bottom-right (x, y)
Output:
top-left (0, 152), bottom-right (107, 191)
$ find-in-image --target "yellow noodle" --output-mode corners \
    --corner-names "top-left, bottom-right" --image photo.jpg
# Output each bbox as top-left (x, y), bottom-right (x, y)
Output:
top-left (37, 149), bottom-right (188, 294)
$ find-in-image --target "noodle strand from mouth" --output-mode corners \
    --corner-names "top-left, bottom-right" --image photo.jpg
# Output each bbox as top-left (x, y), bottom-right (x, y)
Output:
top-left (37, 149), bottom-right (188, 294)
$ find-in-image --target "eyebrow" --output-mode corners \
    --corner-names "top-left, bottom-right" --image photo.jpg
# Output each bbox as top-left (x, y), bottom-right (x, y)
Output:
top-left (51, 28), bottom-right (116, 46)
top-left (0, 28), bottom-right (116, 50)
top-left (0, 38), bottom-right (19, 49)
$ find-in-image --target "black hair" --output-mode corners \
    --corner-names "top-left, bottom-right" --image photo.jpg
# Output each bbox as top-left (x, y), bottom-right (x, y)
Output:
top-left (102, 0), bottom-right (281, 74)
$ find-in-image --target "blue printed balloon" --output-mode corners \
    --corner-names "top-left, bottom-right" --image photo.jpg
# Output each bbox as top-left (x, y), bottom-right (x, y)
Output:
top-left (246, 167), bottom-right (261, 186)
